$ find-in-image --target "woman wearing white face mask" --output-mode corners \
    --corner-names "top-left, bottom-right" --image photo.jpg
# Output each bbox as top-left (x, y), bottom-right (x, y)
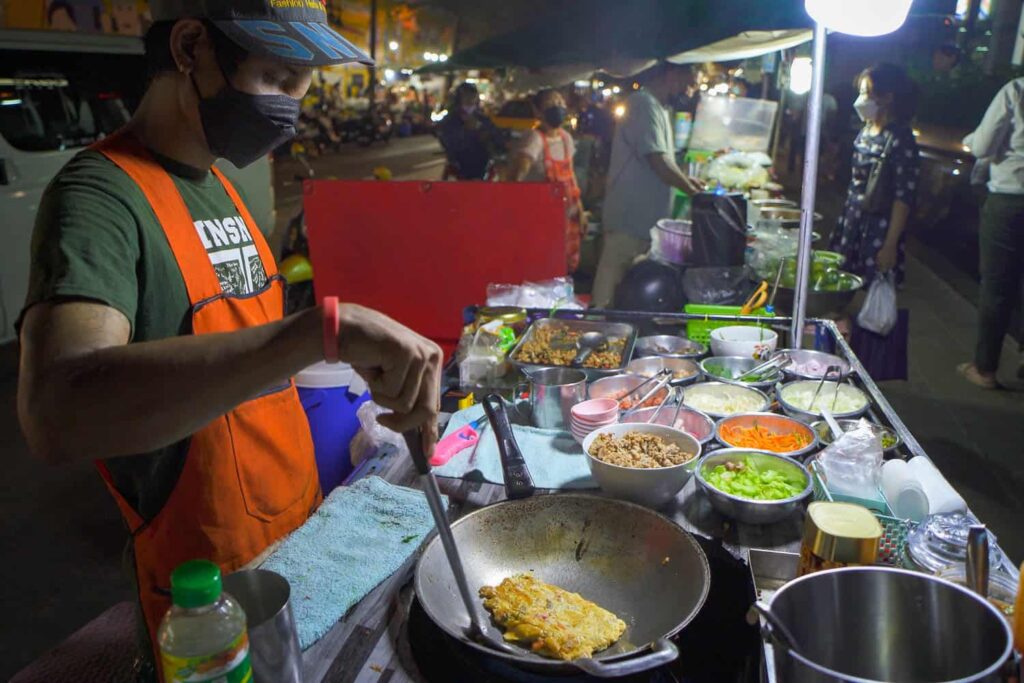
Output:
top-left (830, 63), bottom-right (920, 289)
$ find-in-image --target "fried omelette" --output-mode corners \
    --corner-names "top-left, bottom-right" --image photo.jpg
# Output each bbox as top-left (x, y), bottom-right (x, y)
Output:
top-left (479, 573), bottom-right (627, 660)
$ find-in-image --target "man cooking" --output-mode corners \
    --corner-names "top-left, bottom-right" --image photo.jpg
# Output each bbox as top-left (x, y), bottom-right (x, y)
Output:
top-left (591, 62), bottom-right (704, 308)
top-left (16, 0), bottom-right (442, 676)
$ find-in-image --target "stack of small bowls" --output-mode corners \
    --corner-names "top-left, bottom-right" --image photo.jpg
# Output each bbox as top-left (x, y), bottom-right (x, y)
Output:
top-left (570, 398), bottom-right (619, 444)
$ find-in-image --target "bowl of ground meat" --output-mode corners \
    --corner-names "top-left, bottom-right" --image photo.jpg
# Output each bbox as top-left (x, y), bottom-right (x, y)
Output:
top-left (582, 424), bottom-right (702, 508)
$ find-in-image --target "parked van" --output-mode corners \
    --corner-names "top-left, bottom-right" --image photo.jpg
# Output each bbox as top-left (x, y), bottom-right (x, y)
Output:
top-left (0, 30), bottom-right (274, 344)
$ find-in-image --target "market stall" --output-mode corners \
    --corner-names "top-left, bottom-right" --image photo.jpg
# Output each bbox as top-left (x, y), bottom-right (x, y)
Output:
top-left (285, 309), bottom-right (1018, 682)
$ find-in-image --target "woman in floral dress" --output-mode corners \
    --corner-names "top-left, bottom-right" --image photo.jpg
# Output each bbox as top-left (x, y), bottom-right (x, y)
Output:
top-left (830, 63), bottom-right (920, 288)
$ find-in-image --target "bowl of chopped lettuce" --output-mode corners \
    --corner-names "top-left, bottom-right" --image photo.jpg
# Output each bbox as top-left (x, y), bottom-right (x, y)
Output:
top-left (695, 449), bottom-right (812, 524)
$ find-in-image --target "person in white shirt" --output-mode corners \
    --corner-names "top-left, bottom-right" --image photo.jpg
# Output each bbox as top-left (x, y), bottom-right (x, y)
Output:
top-left (591, 62), bottom-right (703, 308)
top-left (959, 78), bottom-right (1024, 388)
top-left (510, 89), bottom-right (584, 270)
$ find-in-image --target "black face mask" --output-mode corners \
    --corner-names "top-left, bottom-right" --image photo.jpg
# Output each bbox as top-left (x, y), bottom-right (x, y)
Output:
top-left (191, 65), bottom-right (300, 168)
top-left (542, 105), bottom-right (568, 128)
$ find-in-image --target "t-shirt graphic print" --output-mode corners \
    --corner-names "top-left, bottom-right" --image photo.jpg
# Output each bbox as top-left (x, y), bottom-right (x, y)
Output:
top-left (193, 214), bottom-right (269, 295)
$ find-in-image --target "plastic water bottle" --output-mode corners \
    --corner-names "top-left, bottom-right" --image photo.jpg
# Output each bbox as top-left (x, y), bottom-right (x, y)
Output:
top-left (158, 560), bottom-right (253, 682)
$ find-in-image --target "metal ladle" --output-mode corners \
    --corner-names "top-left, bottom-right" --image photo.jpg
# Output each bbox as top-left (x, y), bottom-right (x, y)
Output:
top-left (571, 331), bottom-right (608, 367)
top-left (403, 430), bottom-right (516, 655)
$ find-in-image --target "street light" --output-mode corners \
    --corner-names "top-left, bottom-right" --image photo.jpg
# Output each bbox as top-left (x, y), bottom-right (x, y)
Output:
top-left (788, 0), bottom-right (914, 346)
top-left (789, 57), bottom-right (813, 95)
top-left (388, 40), bottom-right (399, 51)
top-left (439, 53), bottom-right (449, 62)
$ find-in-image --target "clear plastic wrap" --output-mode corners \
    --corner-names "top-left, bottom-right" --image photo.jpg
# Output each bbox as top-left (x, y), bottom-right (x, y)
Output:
top-left (348, 400), bottom-right (409, 466)
top-left (818, 423), bottom-right (884, 501)
top-left (486, 277), bottom-right (584, 310)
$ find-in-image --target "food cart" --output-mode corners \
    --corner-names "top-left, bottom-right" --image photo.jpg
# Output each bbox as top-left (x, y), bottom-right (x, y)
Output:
top-left (288, 307), bottom-right (1018, 683)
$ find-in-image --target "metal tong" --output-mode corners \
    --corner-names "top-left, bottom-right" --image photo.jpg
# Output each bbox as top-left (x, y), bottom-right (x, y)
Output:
top-left (736, 352), bottom-right (790, 382)
top-left (809, 364), bottom-right (844, 413)
top-left (645, 386), bottom-right (678, 424)
top-left (620, 369), bottom-right (674, 418)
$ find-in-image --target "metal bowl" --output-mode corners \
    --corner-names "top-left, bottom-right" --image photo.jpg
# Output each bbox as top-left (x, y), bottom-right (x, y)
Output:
top-left (621, 406), bottom-right (716, 445)
top-left (699, 356), bottom-right (783, 392)
top-left (810, 419), bottom-right (902, 455)
top-left (589, 373), bottom-right (670, 410)
top-left (715, 413), bottom-right (818, 458)
top-left (582, 423), bottom-right (702, 508)
top-left (776, 348), bottom-right (852, 381)
top-left (626, 356), bottom-right (701, 386)
top-left (681, 382), bottom-right (770, 420)
top-left (777, 380), bottom-right (870, 424)
top-left (772, 272), bottom-right (864, 318)
top-left (694, 448), bottom-right (813, 524)
top-left (634, 335), bottom-right (708, 360)
top-left (756, 207), bottom-right (824, 229)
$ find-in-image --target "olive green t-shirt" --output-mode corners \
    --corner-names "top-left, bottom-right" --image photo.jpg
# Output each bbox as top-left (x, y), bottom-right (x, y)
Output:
top-left (23, 148), bottom-right (271, 521)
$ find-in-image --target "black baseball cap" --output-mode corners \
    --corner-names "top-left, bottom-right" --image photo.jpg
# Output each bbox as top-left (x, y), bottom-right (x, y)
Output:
top-left (150, 0), bottom-right (373, 67)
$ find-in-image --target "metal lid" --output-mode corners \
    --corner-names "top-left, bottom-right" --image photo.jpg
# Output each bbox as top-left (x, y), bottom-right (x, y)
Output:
top-left (907, 512), bottom-right (1005, 574)
top-left (803, 501), bottom-right (882, 565)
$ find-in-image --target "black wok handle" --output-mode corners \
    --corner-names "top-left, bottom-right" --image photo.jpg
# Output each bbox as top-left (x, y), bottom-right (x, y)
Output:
top-left (573, 638), bottom-right (678, 677)
top-left (481, 394), bottom-right (535, 500)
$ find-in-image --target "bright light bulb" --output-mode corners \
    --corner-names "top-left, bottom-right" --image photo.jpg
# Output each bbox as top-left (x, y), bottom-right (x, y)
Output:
top-left (612, 86), bottom-right (621, 94)
top-left (601, 88), bottom-right (612, 97)
top-left (789, 57), bottom-right (813, 95)
top-left (439, 54), bottom-right (448, 62)
top-left (805, 0), bottom-right (912, 36)
top-left (613, 104), bottom-right (626, 118)
top-left (384, 68), bottom-right (396, 80)
top-left (388, 40), bottom-right (399, 51)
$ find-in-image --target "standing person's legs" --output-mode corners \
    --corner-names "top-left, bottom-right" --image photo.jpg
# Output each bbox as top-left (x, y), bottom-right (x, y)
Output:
top-left (968, 193), bottom-right (1024, 381)
top-left (591, 231), bottom-right (650, 308)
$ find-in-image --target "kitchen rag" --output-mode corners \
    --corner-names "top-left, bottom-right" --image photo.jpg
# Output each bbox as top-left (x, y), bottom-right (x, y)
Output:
top-left (431, 403), bottom-right (597, 490)
top-left (260, 476), bottom-right (440, 649)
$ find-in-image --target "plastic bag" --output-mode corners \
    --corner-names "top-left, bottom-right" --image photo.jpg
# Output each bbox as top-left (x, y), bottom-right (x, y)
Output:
top-left (857, 272), bottom-right (898, 336)
top-left (818, 422), bottom-right (884, 501)
top-left (348, 400), bottom-right (409, 466)
top-left (486, 277), bottom-right (584, 310)
top-left (682, 266), bottom-right (752, 305)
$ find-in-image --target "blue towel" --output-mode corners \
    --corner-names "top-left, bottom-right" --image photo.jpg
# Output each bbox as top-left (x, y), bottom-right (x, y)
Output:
top-left (260, 476), bottom-right (439, 649)
top-left (432, 403), bottom-right (597, 490)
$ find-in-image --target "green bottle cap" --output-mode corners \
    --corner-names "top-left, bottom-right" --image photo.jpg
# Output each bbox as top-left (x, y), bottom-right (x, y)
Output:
top-left (170, 560), bottom-right (223, 608)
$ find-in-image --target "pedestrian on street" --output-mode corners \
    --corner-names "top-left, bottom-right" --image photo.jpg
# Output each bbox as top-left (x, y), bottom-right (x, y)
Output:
top-left (16, 2), bottom-right (443, 677)
top-left (437, 82), bottom-right (503, 180)
top-left (959, 76), bottom-right (1024, 388)
top-left (591, 62), bottom-right (703, 309)
top-left (509, 88), bottom-right (585, 271)
top-left (829, 63), bottom-right (920, 293)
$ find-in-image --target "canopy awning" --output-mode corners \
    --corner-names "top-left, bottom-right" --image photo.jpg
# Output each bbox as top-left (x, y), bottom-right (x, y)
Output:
top-left (666, 29), bottom-right (812, 64)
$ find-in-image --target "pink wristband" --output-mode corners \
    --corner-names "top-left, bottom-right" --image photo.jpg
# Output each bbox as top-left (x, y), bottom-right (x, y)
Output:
top-left (322, 296), bottom-right (340, 363)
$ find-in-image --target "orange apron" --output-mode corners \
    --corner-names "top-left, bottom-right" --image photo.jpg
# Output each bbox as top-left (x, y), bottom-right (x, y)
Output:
top-left (541, 129), bottom-right (583, 271)
top-left (90, 132), bottom-right (320, 663)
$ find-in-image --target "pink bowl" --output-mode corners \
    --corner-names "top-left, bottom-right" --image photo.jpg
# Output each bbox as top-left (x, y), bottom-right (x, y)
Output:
top-left (571, 398), bottom-right (620, 419)
top-left (571, 414), bottom-right (617, 429)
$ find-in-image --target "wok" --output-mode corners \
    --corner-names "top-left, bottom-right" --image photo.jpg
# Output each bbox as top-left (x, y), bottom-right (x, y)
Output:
top-left (414, 494), bottom-right (711, 676)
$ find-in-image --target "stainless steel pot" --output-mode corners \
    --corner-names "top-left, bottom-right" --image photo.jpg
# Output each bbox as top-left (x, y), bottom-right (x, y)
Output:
top-left (414, 494), bottom-right (711, 676)
top-left (515, 367), bottom-right (587, 431)
top-left (761, 566), bottom-right (1014, 682)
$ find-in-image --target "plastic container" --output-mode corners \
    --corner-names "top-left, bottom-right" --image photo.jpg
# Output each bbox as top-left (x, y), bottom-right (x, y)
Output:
top-left (683, 303), bottom-right (774, 344)
top-left (159, 560), bottom-right (252, 683)
top-left (688, 96), bottom-right (778, 153)
top-left (295, 361), bottom-right (371, 493)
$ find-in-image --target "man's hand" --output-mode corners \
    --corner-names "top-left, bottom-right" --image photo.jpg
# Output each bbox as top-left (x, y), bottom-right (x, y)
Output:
top-left (679, 175), bottom-right (705, 196)
top-left (336, 304), bottom-right (443, 452)
top-left (876, 241), bottom-right (899, 273)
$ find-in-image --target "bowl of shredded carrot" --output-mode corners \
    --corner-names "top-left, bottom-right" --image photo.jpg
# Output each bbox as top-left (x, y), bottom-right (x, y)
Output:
top-left (714, 413), bottom-right (818, 458)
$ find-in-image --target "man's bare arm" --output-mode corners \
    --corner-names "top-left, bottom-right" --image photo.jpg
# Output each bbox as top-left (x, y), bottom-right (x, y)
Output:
top-left (646, 152), bottom-right (704, 195)
top-left (18, 301), bottom-right (441, 464)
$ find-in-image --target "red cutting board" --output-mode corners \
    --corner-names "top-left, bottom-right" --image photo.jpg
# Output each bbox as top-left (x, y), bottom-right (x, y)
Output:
top-left (305, 179), bottom-right (567, 353)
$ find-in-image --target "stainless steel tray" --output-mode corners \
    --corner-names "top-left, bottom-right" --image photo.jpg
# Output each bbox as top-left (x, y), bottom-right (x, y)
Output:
top-left (509, 318), bottom-right (638, 382)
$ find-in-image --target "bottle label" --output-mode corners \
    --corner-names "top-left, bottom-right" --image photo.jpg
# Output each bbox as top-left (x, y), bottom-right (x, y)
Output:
top-left (162, 630), bottom-right (253, 683)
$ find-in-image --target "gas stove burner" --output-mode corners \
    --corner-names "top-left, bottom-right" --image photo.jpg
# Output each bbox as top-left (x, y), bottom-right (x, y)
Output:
top-left (406, 597), bottom-right (681, 683)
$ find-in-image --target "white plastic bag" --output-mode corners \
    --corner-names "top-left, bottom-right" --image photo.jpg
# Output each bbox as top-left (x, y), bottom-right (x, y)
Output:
top-left (857, 272), bottom-right (897, 335)
top-left (819, 422), bottom-right (884, 501)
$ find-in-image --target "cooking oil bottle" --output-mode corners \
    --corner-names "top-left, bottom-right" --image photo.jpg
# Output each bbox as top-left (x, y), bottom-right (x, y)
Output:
top-left (158, 560), bottom-right (253, 682)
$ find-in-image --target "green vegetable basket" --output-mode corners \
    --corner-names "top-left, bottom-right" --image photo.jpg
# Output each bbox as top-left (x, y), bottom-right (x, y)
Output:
top-left (809, 460), bottom-right (915, 567)
top-left (683, 304), bottom-right (775, 345)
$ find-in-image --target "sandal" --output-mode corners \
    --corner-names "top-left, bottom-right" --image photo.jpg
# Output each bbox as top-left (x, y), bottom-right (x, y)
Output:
top-left (957, 362), bottom-right (999, 390)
